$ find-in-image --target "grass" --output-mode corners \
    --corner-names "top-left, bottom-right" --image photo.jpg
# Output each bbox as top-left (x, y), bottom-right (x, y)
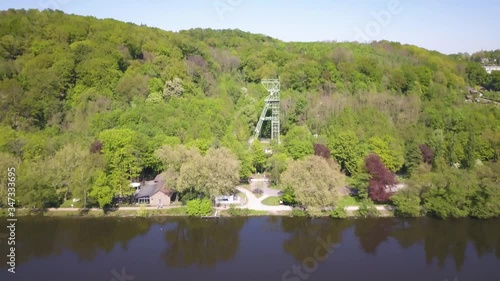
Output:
top-left (261, 196), bottom-right (280, 206)
top-left (337, 196), bottom-right (361, 207)
top-left (60, 199), bottom-right (83, 208)
top-left (238, 192), bottom-right (247, 205)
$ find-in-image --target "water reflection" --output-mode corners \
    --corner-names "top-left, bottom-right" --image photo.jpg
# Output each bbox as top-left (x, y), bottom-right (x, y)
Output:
top-left (162, 217), bottom-right (246, 267)
top-left (0, 216), bottom-right (158, 267)
top-left (280, 217), bottom-right (353, 261)
top-left (0, 216), bottom-right (498, 275)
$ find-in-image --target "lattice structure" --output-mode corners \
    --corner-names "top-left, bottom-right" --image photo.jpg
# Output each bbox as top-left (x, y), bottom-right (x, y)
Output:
top-left (253, 79), bottom-right (280, 143)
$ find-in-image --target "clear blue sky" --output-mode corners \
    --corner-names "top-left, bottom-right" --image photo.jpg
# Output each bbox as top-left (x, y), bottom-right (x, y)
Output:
top-left (1, 0), bottom-right (499, 54)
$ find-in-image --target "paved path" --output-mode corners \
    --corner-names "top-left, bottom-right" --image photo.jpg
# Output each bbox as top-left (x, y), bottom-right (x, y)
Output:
top-left (46, 205), bottom-right (183, 211)
top-left (236, 186), bottom-right (291, 212)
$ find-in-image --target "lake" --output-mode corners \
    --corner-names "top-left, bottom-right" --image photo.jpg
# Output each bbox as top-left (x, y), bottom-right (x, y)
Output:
top-left (0, 216), bottom-right (499, 281)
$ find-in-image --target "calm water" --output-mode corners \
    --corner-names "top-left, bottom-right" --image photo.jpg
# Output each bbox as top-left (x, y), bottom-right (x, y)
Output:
top-left (0, 216), bottom-right (499, 281)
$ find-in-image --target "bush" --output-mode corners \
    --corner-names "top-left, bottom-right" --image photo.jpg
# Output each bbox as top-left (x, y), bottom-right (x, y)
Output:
top-left (331, 206), bottom-right (347, 219)
top-left (392, 190), bottom-right (422, 217)
top-left (227, 205), bottom-right (250, 216)
top-left (355, 199), bottom-right (380, 218)
top-left (186, 198), bottom-right (212, 216)
top-left (291, 208), bottom-right (307, 217)
top-left (137, 204), bottom-right (149, 217)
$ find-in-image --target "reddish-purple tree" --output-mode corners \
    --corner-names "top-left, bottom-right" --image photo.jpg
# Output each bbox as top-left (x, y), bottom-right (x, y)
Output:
top-left (90, 140), bottom-right (103, 154)
top-left (419, 144), bottom-right (434, 164)
top-left (314, 143), bottom-right (331, 159)
top-left (365, 154), bottom-right (397, 203)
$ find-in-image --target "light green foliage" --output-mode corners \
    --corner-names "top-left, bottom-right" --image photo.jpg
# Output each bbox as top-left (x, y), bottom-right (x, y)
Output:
top-left (89, 170), bottom-right (114, 208)
top-left (283, 126), bottom-right (314, 160)
top-left (0, 153), bottom-right (19, 207)
top-left (177, 148), bottom-right (240, 199)
top-left (251, 141), bottom-right (266, 173)
top-left (281, 155), bottom-right (345, 209)
top-left (280, 186), bottom-right (297, 206)
top-left (186, 198), bottom-right (212, 216)
top-left (328, 130), bottom-right (365, 175)
top-left (368, 136), bottom-right (405, 172)
top-left (266, 153), bottom-right (290, 185)
top-left (0, 10), bottom-right (498, 217)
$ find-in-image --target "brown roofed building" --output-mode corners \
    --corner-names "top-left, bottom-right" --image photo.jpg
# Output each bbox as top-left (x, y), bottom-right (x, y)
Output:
top-left (135, 174), bottom-right (174, 206)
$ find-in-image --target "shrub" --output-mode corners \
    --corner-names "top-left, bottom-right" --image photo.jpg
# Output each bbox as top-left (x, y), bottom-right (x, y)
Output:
top-left (137, 204), bottom-right (149, 217)
top-left (228, 205), bottom-right (250, 216)
top-left (331, 206), bottom-right (347, 219)
top-left (186, 198), bottom-right (212, 216)
top-left (291, 208), bottom-right (307, 217)
top-left (392, 190), bottom-right (422, 217)
top-left (355, 199), bottom-right (380, 218)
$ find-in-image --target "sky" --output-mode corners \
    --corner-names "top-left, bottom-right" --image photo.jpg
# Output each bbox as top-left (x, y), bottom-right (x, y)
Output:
top-left (1, 0), bottom-right (499, 55)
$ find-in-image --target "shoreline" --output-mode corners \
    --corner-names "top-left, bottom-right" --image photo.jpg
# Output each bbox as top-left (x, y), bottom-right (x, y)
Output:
top-left (0, 206), bottom-right (395, 218)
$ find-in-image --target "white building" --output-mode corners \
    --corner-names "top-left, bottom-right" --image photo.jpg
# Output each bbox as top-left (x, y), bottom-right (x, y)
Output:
top-left (484, 65), bottom-right (500, 74)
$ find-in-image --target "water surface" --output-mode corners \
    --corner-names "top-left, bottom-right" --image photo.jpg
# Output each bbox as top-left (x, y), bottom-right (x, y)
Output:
top-left (0, 216), bottom-right (499, 281)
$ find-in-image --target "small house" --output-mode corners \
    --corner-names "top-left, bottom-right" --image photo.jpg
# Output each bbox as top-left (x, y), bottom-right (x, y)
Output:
top-left (134, 174), bottom-right (174, 206)
top-left (215, 195), bottom-right (241, 205)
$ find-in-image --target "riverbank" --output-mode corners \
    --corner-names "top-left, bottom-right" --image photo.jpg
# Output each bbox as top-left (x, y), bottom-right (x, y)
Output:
top-left (0, 205), bottom-right (395, 218)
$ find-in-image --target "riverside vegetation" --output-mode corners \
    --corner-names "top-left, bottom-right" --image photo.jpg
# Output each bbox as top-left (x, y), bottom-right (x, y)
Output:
top-left (0, 9), bottom-right (499, 219)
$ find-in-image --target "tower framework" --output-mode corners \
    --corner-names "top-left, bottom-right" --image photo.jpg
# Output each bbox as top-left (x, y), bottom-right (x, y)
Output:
top-left (253, 79), bottom-right (280, 143)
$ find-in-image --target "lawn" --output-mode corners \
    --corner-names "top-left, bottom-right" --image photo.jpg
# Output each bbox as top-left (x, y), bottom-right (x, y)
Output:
top-left (262, 196), bottom-right (281, 206)
top-left (60, 199), bottom-right (83, 208)
top-left (337, 196), bottom-right (361, 207)
top-left (238, 192), bottom-right (247, 205)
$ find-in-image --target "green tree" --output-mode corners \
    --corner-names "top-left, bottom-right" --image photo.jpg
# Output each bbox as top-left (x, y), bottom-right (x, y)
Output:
top-left (283, 126), bottom-right (314, 160)
top-left (177, 148), bottom-right (240, 199)
top-left (281, 156), bottom-right (345, 209)
top-left (251, 141), bottom-right (266, 173)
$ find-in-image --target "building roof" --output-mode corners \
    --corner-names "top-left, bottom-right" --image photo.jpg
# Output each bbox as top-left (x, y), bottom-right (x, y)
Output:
top-left (134, 174), bottom-right (173, 198)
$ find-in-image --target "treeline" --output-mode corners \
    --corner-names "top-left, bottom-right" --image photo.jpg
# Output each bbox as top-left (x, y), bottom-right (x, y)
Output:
top-left (0, 9), bottom-right (498, 218)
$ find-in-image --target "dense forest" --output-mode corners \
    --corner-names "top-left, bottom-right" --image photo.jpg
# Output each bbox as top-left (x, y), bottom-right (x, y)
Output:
top-left (0, 9), bottom-right (499, 218)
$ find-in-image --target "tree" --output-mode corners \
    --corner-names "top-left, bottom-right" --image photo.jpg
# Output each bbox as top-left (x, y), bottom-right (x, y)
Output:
top-left (404, 140), bottom-right (423, 175)
top-left (328, 130), bottom-right (365, 176)
top-left (364, 154), bottom-right (397, 203)
top-left (465, 62), bottom-right (488, 87)
top-left (156, 145), bottom-right (201, 191)
top-left (313, 143), bottom-right (331, 159)
top-left (177, 148), bottom-right (240, 199)
top-left (419, 144), bottom-right (434, 164)
top-left (368, 136), bottom-right (404, 173)
top-left (163, 77), bottom-right (184, 99)
top-left (281, 156), bottom-right (345, 209)
top-left (283, 126), bottom-right (314, 160)
top-left (391, 188), bottom-right (422, 217)
top-left (89, 170), bottom-right (114, 208)
top-left (251, 141), bottom-right (266, 173)
top-left (265, 153), bottom-right (290, 185)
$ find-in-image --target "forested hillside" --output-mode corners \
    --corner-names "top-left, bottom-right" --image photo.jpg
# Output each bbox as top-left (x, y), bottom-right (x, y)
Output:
top-left (0, 9), bottom-right (498, 218)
